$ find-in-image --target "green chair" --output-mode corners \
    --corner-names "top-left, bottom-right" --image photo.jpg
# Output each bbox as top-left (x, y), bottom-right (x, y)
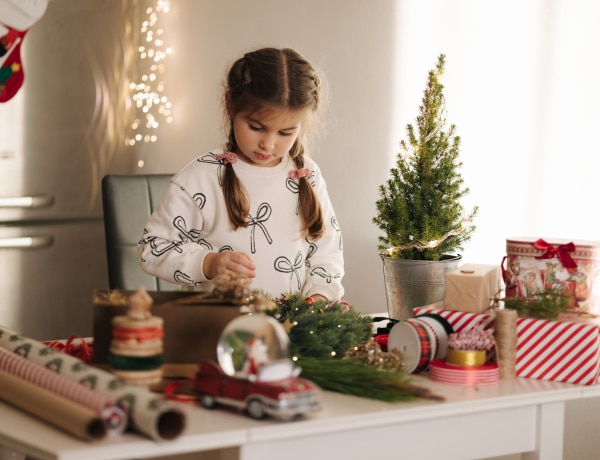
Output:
top-left (101, 174), bottom-right (177, 291)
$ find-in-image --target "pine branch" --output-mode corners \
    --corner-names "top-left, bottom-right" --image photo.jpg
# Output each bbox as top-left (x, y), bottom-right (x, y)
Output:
top-left (297, 357), bottom-right (444, 402)
top-left (504, 288), bottom-right (571, 320)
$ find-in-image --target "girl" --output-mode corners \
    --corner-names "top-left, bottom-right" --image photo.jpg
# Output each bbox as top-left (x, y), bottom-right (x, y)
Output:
top-left (137, 47), bottom-right (344, 302)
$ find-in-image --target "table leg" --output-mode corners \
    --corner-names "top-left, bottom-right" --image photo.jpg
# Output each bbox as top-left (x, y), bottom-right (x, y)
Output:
top-left (523, 402), bottom-right (565, 460)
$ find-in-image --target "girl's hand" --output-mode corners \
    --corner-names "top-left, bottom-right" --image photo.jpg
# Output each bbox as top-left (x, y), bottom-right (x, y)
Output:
top-left (203, 251), bottom-right (256, 280)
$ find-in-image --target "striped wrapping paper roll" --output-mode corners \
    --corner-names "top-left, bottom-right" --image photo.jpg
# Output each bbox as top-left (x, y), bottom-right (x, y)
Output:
top-left (0, 326), bottom-right (185, 441)
top-left (0, 348), bottom-right (127, 436)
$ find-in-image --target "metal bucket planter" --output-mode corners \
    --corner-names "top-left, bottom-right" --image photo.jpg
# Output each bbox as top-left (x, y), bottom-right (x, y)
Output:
top-left (381, 254), bottom-right (462, 320)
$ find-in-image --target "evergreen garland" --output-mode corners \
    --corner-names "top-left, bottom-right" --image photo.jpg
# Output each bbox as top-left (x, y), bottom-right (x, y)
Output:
top-left (265, 293), bottom-right (373, 359)
top-left (373, 54), bottom-right (478, 260)
top-left (264, 293), bottom-right (444, 402)
top-left (295, 357), bottom-right (443, 402)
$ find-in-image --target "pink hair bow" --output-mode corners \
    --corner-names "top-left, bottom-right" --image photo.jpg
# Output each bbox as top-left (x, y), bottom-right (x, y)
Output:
top-left (288, 168), bottom-right (313, 180)
top-left (215, 152), bottom-right (238, 164)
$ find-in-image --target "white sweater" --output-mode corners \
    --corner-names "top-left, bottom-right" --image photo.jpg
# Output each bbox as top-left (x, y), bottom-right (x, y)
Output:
top-left (137, 149), bottom-right (345, 300)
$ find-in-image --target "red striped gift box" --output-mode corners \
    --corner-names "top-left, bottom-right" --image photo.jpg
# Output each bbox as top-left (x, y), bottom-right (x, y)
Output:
top-left (414, 306), bottom-right (600, 385)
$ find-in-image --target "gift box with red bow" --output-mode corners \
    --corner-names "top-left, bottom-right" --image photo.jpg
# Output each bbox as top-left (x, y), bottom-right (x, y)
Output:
top-left (502, 237), bottom-right (600, 318)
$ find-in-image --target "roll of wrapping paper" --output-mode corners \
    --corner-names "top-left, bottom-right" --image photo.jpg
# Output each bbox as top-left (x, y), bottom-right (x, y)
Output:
top-left (0, 326), bottom-right (185, 440)
top-left (494, 308), bottom-right (518, 379)
top-left (0, 348), bottom-right (127, 436)
top-left (0, 369), bottom-right (107, 441)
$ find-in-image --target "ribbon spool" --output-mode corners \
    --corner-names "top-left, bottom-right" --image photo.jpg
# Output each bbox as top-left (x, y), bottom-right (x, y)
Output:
top-left (429, 359), bottom-right (500, 385)
top-left (415, 313), bottom-right (454, 359)
top-left (388, 318), bottom-right (439, 373)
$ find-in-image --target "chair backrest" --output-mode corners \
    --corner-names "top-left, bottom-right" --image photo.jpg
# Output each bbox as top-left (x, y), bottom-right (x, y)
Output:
top-left (101, 174), bottom-right (178, 291)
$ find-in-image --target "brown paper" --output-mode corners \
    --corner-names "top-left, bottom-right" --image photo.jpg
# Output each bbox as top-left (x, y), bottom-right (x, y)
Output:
top-left (443, 264), bottom-right (502, 313)
top-left (0, 369), bottom-right (107, 441)
top-left (93, 290), bottom-right (241, 377)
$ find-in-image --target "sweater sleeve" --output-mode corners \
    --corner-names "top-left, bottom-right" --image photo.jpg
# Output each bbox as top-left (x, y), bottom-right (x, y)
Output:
top-left (137, 178), bottom-right (211, 286)
top-left (300, 161), bottom-right (345, 301)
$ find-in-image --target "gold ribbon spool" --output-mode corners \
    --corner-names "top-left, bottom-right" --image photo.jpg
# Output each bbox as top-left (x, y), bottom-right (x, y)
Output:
top-left (446, 348), bottom-right (486, 366)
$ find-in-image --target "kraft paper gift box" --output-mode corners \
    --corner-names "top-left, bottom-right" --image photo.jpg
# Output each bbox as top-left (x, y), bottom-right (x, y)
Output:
top-left (443, 263), bottom-right (503, 313)
top-left (503, 237), bottom-right (600, 318)
top-left (93, 290), bottom-right (241, 377)
top-left (414, 305), bottom-right (600, 385)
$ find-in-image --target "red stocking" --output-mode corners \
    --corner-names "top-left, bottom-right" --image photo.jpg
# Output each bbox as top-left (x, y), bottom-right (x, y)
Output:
top-left (0, 0), bottom-right (49, 102)
top-left (0, 30), bottom-right (25, 103)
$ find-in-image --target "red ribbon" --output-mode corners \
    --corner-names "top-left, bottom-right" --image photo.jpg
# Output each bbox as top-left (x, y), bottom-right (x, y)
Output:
top-left (112, 326), bottom-right (164, 342)
top-left (43, 335), bottom-right (93, 364)
top-left (163, 378), bottom-right (199, 403)
top-left (533, 238), bottom-right (577, 271)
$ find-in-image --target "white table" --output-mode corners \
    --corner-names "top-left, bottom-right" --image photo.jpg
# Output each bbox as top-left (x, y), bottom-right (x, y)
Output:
top-left (0, 375), bottom-right (595, 460)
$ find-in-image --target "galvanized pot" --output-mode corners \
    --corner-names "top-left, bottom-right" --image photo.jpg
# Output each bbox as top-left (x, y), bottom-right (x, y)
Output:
top-left (381, 254), bottom-right (462, 320)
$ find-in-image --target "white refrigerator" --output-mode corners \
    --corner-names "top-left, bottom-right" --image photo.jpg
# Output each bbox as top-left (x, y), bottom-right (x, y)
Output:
top-left (0, 1), bottom-right (136, 340)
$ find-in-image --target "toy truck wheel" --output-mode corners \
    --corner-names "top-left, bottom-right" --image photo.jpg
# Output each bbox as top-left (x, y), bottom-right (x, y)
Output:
top-left (246, 398), bottom-right (266, 419)
top-left (199, 393), bottom-right (217, 409)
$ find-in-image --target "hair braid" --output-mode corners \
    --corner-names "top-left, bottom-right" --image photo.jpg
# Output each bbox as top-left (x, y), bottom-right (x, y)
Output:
top-left (293, 154), bottom-right (325, 240)
top-left (222, 163), bottom-right (249, 229)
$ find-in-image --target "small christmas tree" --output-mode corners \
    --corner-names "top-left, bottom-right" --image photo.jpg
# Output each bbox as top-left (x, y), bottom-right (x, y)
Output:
top-left (373, 54), bottom-right (478, 261)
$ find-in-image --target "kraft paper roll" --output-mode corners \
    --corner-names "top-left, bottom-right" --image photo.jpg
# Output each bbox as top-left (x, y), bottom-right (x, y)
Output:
top-left (0, 369), bottom-right (107, 441)
top-left (0, 348), bottom-right (127, 436)
top-left (494, 308), bottom-right (518, 379)
top-left (0, 326), bottom-right (185, 441)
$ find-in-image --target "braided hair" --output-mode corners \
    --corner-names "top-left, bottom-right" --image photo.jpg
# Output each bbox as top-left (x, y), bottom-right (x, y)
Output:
top-left (222, 47), bottom-right (325, 240)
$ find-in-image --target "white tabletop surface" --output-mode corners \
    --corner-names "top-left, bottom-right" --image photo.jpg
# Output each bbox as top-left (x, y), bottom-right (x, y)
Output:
top-left (0, 374), bottom-right (591, 460)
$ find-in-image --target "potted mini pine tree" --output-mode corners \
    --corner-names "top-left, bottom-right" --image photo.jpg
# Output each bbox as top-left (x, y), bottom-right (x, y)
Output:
top-left (373, 54), bottom-right (478, 320)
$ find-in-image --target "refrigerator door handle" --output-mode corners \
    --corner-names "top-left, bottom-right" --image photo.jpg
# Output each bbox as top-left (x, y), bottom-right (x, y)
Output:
top-left (0, 194), bottom-right (54, 209)
top-left (0, 236), bottom-right (54, 249)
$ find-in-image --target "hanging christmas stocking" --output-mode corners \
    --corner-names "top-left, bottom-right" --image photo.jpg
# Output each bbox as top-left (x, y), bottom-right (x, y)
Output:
top-left (0, 0), bottom-right (48, 102)
top-left (0, 32), bottom-right (24, 102)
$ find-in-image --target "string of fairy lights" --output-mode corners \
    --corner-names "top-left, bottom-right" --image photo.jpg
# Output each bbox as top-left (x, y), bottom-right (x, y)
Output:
top-left (129, 0), bottom-right (172, 168)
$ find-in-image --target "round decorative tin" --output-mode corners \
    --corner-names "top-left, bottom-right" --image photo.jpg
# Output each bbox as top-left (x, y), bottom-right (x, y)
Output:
top-left (504, 237), bottom-right (600, 316)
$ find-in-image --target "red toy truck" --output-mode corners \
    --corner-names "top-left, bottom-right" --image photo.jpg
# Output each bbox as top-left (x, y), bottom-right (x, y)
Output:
top-left (194, 359), bottom-right (321, 420)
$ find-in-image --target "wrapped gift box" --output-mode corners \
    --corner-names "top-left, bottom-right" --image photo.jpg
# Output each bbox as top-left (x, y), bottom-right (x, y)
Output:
top-left (443, 263), bottom-right (503, 313)
top-left (414, 305), bottom-right (600, 385)
top-left (503, 237), bottom-right (600, 317)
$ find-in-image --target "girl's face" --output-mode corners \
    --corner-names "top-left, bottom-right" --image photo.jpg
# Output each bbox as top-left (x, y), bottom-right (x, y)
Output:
top-left (232, 108), bottom-right (306, 167)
